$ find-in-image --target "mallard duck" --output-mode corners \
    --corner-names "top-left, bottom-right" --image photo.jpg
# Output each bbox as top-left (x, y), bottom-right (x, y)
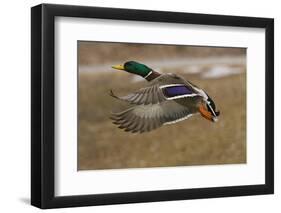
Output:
top-left (110, 61), bottom-right (220, 133)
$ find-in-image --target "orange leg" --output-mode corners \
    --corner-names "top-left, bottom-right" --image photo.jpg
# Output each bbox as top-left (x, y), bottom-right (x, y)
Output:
top-left (198, 104), bottom-right (214, 122)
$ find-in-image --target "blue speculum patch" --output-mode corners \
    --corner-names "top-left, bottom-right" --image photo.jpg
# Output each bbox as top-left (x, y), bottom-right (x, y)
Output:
top-left (163, 85), bottom-right (193, 97)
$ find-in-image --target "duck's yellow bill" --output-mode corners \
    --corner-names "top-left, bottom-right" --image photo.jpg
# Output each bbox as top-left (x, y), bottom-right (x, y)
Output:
top-left (112, 64), bottom-right (125, 70)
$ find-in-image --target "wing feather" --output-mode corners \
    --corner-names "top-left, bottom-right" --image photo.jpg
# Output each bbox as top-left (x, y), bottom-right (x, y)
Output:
top-left (110, 73), bottom-right (203, 106)
top-left (110, 84), bottom-right (166, 105)
top-left (111, 100), bottom-right (196, 133)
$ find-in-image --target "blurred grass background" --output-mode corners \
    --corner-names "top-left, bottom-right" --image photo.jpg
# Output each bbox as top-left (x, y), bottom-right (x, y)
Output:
top-left (78, 41), bottom-right (246, 170)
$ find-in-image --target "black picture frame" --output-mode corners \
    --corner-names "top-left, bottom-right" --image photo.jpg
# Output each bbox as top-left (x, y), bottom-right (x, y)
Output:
top-left (31, 3), bottom-right (274, 209)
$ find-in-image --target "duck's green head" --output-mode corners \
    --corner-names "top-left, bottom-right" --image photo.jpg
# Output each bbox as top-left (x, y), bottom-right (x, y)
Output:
top-left (112, 61), bottom-right (152, 78)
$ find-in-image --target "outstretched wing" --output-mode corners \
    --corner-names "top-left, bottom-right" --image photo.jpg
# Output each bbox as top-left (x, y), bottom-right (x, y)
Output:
top-left (110, 74), bottom-right (200, 105)
top-left (110, 85), bottom-right (166, 105)
top-left (111, 100), bottom-right (196, 133)
top-left (110, 83), bottom-right (199, 105)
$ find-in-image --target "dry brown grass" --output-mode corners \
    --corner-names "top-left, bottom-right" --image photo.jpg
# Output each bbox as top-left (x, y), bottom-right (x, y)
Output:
top-left (78, 71), bottom-right (246, 170)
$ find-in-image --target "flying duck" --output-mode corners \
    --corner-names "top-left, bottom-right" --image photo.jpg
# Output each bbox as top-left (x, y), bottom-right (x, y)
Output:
top-left (110, 61), bottom-right (220, 133)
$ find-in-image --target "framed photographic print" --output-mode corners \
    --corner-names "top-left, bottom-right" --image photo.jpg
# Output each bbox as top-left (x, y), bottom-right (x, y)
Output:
top-left (31, 3), bottom-right (274, 209)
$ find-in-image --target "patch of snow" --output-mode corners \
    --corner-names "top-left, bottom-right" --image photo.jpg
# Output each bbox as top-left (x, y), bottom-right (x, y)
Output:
top-left (183, 65), bottom-right (201, 74)
top-left (201, 66), bottom-right (242, 79)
